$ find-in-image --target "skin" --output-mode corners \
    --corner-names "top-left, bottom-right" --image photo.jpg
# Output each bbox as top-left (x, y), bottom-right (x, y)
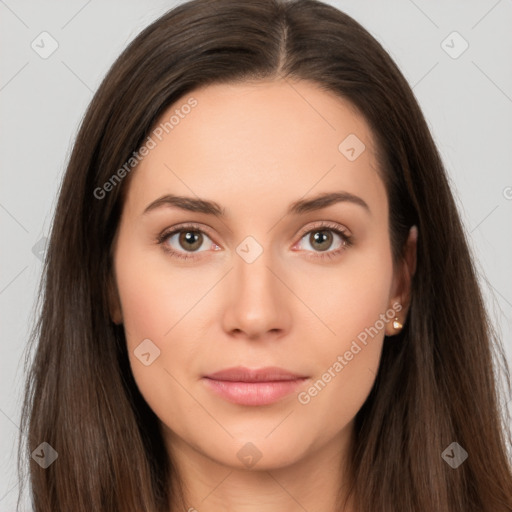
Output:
top-left (108, 79), bottom-right (417, 512)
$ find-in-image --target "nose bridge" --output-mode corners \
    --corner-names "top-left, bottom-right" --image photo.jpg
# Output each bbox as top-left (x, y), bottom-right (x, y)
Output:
top-left (223, 234), bottom-right (289, 336)
top-left (234, 237), bottom-right (280, 307)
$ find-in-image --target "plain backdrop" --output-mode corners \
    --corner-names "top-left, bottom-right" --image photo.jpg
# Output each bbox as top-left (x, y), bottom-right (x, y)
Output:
top-left (1, 0), bottom-right (511, 509)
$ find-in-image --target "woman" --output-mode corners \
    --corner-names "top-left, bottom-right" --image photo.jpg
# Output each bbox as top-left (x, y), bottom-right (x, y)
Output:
top-left (18, 0), bottom-right (512, 510)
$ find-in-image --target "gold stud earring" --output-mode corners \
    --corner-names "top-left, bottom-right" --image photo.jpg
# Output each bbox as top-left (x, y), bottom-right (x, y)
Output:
top-left (392, 317), bottom-right (403, 330)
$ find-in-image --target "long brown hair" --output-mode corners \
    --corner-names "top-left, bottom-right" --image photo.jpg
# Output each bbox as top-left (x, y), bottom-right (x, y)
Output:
top-left (18, 0), bottom-right (512, 510)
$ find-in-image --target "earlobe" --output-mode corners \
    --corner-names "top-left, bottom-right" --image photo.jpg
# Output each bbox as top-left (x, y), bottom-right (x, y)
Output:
top-left (386, 225), bottom-right (418, 336)
top-left (385, 304), bottom-right (404, 336)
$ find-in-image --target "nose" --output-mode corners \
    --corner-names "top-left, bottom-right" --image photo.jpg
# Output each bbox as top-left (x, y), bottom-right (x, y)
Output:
top-left (221, 245), bottom-right (292, 340)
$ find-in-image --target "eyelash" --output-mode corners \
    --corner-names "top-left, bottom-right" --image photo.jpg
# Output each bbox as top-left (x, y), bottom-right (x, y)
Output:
top-left (156, 221), bottom-right (353, 262)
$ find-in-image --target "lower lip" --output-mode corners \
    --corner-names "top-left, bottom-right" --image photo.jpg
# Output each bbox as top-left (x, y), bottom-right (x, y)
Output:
top-left (203, 378), bottom-right (308, 406)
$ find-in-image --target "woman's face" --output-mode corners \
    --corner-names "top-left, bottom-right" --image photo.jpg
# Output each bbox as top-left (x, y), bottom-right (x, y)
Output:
top-left (109, 79), bottom-right (413, 471)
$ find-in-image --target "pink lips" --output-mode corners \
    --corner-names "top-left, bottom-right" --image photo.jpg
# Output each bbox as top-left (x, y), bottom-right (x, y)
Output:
top-left (202, 366), bottom-right (308, 406)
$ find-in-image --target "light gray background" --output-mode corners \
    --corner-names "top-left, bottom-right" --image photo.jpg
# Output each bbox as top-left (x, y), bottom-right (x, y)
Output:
top-left (1, 0), bottom-right (511, 509)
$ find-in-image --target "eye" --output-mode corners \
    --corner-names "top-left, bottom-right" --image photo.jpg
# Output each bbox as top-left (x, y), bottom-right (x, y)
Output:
top-left (293, 221), bottom-right (352, 261)
top-left (157, 221), bottom-right (352, 262)
top-left (157, 223), bottom-right (219, 261)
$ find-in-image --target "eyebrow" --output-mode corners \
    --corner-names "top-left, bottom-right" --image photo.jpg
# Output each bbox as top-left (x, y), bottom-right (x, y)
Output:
top-left (142, 191), bottom-right (370, 217)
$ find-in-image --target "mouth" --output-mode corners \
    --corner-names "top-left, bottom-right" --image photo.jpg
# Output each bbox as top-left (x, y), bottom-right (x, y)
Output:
top-left (202, 366), bottom-right (309, 406)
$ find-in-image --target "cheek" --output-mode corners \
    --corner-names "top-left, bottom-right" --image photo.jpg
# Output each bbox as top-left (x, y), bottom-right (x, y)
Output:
top-left (113, 243), bottom-right (199, 410)
top-left (115, 231), bottom-right (222, 351)
top-left (116, 248), bottom-right (194, 339)
top-left (292, 240), bottom-right (393, 428)
top-left (297, 233), bottom-right (394, 345)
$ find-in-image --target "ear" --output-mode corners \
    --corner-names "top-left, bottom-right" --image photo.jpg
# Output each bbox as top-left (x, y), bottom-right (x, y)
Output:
top-left (385, 225), bottom-right (417, 336)
top-left (107, 272), bottom-right (123, 325)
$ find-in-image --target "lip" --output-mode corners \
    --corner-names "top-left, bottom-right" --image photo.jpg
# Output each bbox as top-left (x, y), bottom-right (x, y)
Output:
top-left (203, 366), bottom-right (309, 406)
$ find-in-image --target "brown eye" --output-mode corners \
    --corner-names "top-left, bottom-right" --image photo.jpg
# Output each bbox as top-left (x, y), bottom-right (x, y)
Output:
top-left (294, 222), bottom-right (352, 261)
top-left (308, 230), bottom-right (334, 252)
top-left (177, 230), bottom-right (204, 252)
top-left (157, 224), bottom-right (217, 261)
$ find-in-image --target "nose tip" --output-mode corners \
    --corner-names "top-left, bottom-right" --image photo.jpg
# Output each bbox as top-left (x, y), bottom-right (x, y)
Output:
top-left (222, 249), bottom-right (291, 340)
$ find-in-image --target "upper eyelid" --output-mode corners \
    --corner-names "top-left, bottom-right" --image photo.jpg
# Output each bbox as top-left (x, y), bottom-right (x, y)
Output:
top-left (298, 220), bottom-right (350, 235)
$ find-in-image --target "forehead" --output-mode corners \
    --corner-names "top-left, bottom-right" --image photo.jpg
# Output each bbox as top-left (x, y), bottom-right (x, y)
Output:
top-left (121, 79), bottom-right (385, 219)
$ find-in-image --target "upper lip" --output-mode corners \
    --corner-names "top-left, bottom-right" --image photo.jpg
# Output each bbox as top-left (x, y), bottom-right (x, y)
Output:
top-left (204, 366), bottom-right (307, 382)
